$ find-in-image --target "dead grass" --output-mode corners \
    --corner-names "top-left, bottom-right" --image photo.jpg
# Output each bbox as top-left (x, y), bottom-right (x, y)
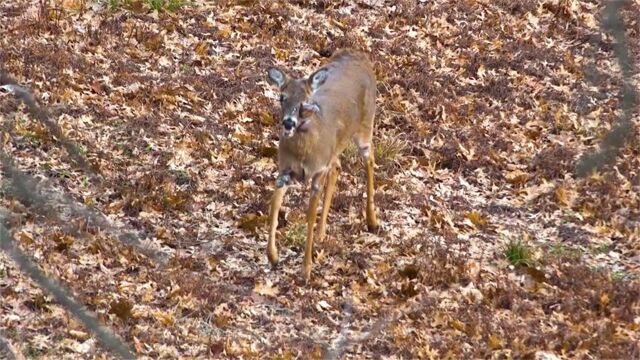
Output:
top-left (282, 222), bottom-right (306, 249)
top-left (374, 136), bottom-right (406, 169)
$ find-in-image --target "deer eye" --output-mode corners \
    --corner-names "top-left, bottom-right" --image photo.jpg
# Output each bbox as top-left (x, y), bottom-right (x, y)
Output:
top-left (279, 94), bottom-right (287, 103)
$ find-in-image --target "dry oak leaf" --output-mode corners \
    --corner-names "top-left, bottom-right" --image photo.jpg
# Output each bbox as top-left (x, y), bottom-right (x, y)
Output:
top-left (505, 169), bottom-right (530, 185)
top-left (254, 280), bottom-right (279, 297)
top-left (450, 319), bottom-right (466, 333)
top-left (464, 211), bottom-right (488, 229)
top-left (487, 334), bottom-right (503, 350)
top-left (153, 310), bottom-right (176, 326)
top-left (61, 338), bottom-right (94, 354)
top-left (554, 184), bottom-right (574, 207)
top-left (109, 298), bottom-right (133, 321)
top-left (236, 213), bottom-right (267, 233)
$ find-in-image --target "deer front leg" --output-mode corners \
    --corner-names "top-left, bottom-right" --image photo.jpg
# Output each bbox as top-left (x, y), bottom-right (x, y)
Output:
top-left (267, 185), bottom-right (287, 266)
top-left (303, 173), bottom-right (325, 281)
top-left (317, 165), bottom-right (339, 243)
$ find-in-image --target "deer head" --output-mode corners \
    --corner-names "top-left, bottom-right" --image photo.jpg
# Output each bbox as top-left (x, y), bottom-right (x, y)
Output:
top-left (267, 66), bottom-right (328, 138)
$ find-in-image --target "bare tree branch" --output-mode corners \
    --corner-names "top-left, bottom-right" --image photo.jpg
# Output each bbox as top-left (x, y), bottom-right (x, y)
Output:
top-left (324, 294), bottom-right (435, 358)
top-left (0, 150), bottom-right (168, 265)
top-left (324, 300), bottom-right (353, 360)
top-left (0, 330), bottom-right (25, 360)
top-left (0, 70), bottom-right (95, 174)
top-left (576, 1), bottom-right (638, 176)
top-left (0, 222), bottom-right (135, 359)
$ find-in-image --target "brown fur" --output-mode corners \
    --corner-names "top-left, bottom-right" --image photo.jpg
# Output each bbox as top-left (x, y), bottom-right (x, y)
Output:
top-left (278, 50), bottom-right (375, 181)
top-left (266, 49), bottom-right (379, 281)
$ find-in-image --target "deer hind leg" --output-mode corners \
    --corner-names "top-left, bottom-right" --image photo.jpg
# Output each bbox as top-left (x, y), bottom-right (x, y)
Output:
top-left (354, 136), bottom-right (379, 232)
top-left (303, 172), bottom-right (326, 281)
top-left (364, 147), bottom-right (379, 231)
top-left (317, 164), bottom-right (339, 243)
top-left (267, 185), bottom-right (287, 265)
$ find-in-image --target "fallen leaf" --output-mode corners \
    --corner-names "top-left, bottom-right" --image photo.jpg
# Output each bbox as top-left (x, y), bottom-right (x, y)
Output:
top-left (254, 280), bottom-right (279, 297)
top-left (505, 169), bottom-right (530, 185)
top-left (153, 310), bottom-right (175, 326)
top-left (465, 211), bottom-right (488, 228)
top-left (236, 213), bottom-right (267, 233)
top-left (488, 334), bottom-right (503, 349)
top-left (109, 299), bottom-right (133, 321)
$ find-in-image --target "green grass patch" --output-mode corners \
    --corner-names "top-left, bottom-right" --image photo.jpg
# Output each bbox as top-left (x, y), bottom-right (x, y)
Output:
top-left (146, 0), bottom-right (185, 12)
top-left (592, 243), bottom-right (611, 254)
top-left (106, 0), bottom-right (185, 12)
top-left (108, 0), bottom-right (121, 11)
top-left (22, 132), bottom-right (41, 147)
top-left (24, 344), bottom-right (46, 359)
top-left (610, 270), bottom-right (627, 281)
top-left (549, 243), bottom-right (583, 260)
top-left (80, 176), bottom-right (90, 188)
top-left (504, 239), bottom-right (534, 267)
top-left (282, 223), bottom-right (306, 248)
top-left (106, 0), bottom-right (134, 11)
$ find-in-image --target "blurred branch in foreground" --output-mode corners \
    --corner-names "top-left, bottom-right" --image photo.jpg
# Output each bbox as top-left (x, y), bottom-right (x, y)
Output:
top-left (0, 330), bottom-right (24, 360)
top-left (0, 70), bottom-right (95, 174)
top-left (0, 150), bottom-right (168, 265)
top-left (0, 222), bottom-right (135, 359)
top-left (324, 300), bottom-right (353, 360)
top-left (575, 1), bottom-right (638, 176)
top-left (326, 295), bottom-right (435, 359)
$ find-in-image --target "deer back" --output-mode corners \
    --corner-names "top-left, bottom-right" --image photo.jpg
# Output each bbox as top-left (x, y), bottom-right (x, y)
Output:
top-left (310, 50), bottom-right (376, 151)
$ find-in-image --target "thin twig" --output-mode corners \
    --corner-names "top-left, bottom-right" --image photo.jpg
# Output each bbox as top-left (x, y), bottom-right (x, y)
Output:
top-left (0, 70), bottom-right (95, 174)
top-left (0, 330), bottom-right (25, 360)
top-left (0, 222), bottom-right (135, 359)
top-left (324, 300), bottom-right (353, 360)
top-left (326, 294), bottom-right (435, 357)
top-left (0, 150), bottom-right (168, 265)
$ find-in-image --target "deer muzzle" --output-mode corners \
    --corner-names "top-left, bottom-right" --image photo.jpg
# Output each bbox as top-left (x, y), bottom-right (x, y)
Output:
top-left (282, 117), bottom-right (296, 138)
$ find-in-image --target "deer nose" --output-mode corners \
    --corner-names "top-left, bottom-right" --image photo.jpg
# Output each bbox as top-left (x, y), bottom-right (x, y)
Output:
top-left (282, 117), bottom-right (295, 130)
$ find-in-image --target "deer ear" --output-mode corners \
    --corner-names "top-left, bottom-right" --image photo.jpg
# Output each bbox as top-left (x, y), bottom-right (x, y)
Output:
top-left (267, 67), bottom-right (287, 88)
top-left (300, 102), bottom-right (320, 118)
top-left (308, 68), bottom-right (328, 92)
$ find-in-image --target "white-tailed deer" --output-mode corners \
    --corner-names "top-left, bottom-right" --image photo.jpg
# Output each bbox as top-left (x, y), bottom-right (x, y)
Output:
top-left (266, 49), bottom-right (379, 280)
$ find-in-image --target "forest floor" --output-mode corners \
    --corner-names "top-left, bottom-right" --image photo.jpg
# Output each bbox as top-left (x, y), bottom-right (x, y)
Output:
top-left (1, 0), bottom-right (639, 359)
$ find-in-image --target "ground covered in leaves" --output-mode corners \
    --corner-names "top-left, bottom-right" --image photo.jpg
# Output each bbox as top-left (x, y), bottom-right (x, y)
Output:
top-left (1, 0), bottom-right (639, 358)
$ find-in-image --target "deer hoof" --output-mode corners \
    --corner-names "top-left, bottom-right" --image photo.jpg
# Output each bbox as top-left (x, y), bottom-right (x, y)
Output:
top-left (367, 221), bottom-right (379, 232)
top-left (302, 265), bottom-right (312, 282)
top-left (267, 247), bottom-right (279, 266)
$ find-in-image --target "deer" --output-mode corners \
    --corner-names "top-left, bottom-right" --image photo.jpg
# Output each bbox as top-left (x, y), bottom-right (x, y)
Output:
top-left (265, 49), bottom-right (379, 281)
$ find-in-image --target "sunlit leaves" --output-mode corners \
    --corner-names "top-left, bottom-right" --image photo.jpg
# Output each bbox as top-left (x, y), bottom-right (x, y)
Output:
top-left (1, 0), bottom-right (638, 358)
